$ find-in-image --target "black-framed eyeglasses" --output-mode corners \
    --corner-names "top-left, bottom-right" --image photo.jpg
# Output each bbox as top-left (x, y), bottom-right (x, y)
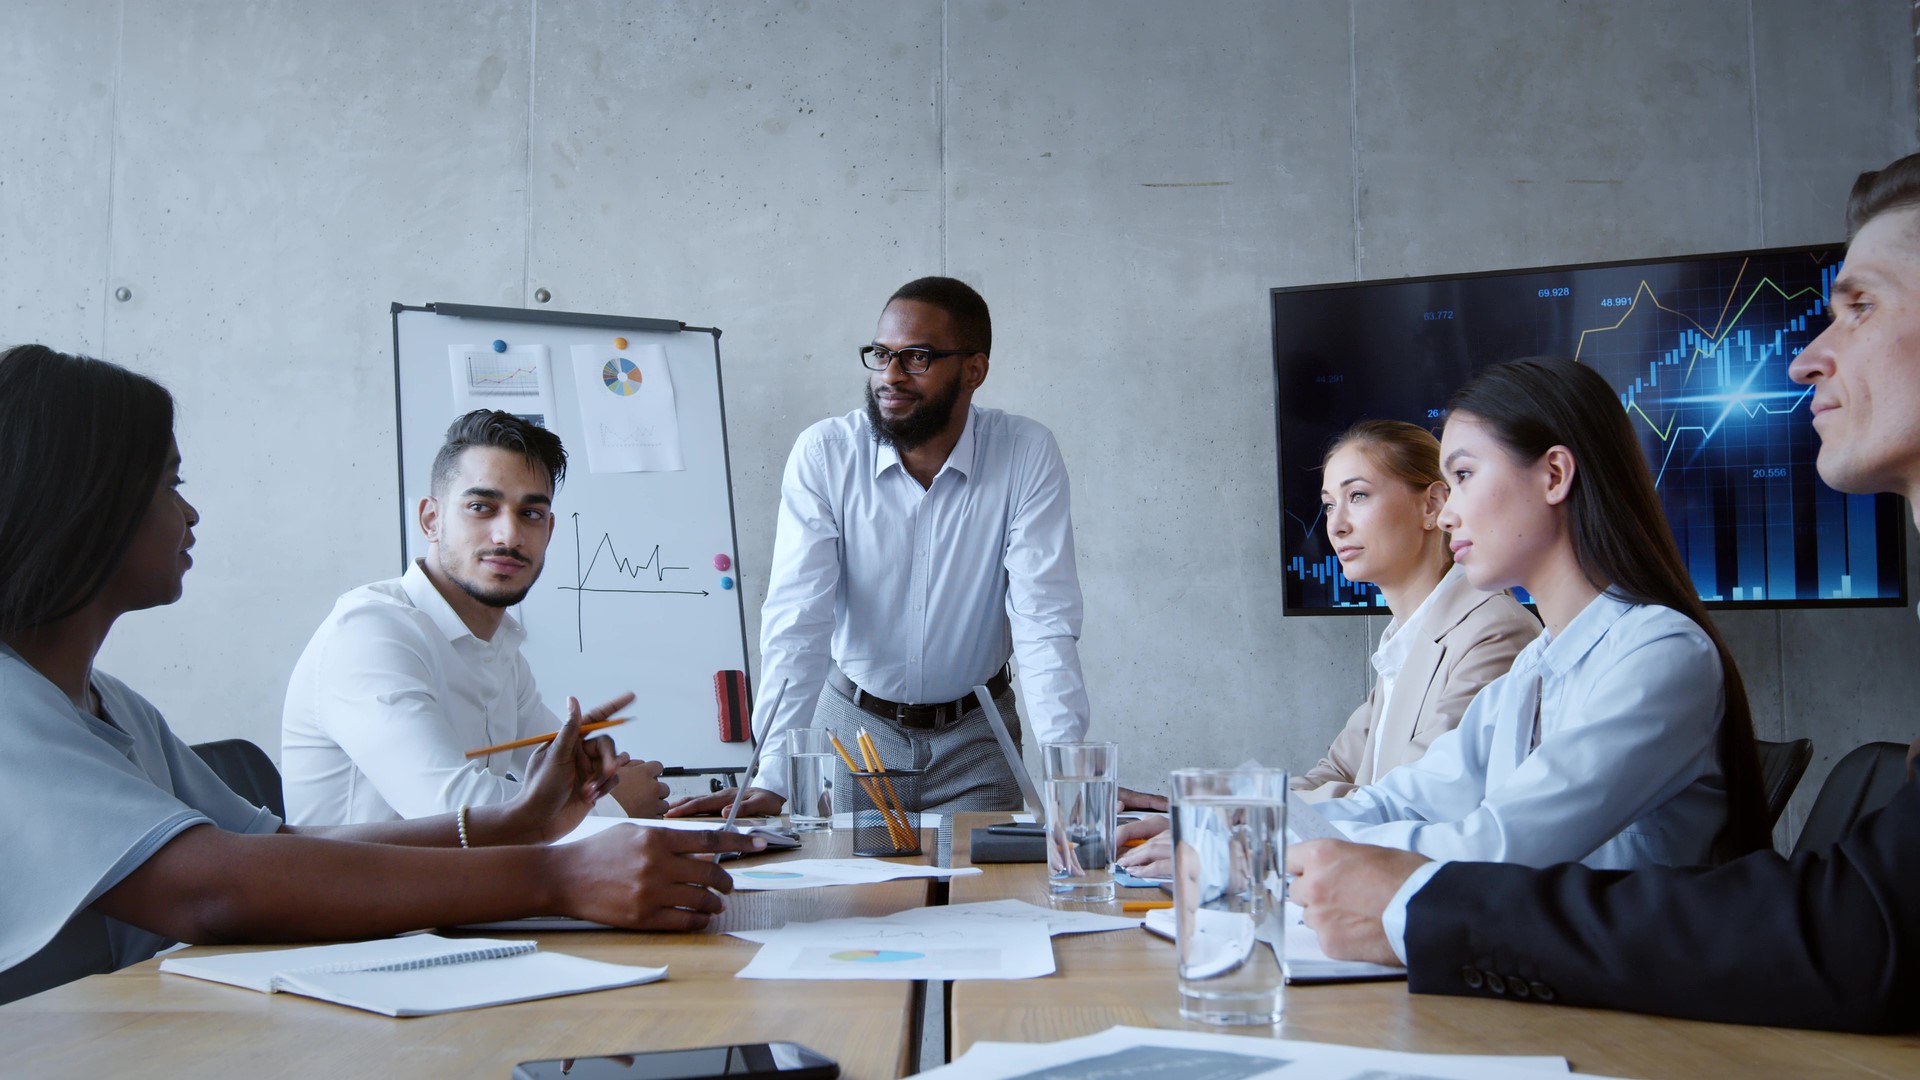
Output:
top-left (859, 344), bottom-right (980, 374)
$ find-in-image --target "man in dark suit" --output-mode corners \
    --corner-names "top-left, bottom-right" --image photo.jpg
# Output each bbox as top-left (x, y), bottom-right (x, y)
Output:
top-left (1287, 153), bottom-right (1920, 1035)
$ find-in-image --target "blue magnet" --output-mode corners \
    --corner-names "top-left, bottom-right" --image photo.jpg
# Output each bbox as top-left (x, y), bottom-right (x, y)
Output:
top-left (492, 339), bottom-right (507, 352)
top-left (720, 576), bottom-right (734, 590)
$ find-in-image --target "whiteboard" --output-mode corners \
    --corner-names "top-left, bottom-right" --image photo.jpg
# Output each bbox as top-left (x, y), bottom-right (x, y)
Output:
top-left (392, 302), bottom-right (751, 770)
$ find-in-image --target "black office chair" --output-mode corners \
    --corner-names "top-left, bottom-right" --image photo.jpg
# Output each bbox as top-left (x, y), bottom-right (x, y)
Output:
top-left (1753, 737), bottom-right (1813, 830)
top-left (189, 738), bottom-right (287, 819)
top-left (1789, 741), bottom-right (1911, 858)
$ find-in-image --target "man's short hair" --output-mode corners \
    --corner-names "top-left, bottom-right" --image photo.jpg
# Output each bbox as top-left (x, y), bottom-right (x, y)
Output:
top-left (429, 410), bottom-right (567, 496)
top-left (887, 276), bottom-right (992, 356)
top-left (1847, 152), bottom-right (1920, 237)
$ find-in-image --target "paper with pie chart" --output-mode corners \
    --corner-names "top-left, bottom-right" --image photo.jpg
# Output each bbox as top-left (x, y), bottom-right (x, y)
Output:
top-left (732, 912), bottom-right (1054, 981)
top-left (569, 342), bottom-right (684, 473)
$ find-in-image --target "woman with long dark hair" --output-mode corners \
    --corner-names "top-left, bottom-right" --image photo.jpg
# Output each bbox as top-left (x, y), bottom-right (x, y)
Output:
top-left (1316, 358), bottom-right (1770, 868)
top-left (0, 345), bottom-right (761, 1004)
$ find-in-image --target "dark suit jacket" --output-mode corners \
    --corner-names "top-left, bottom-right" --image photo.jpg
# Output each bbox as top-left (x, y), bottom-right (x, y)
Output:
top-left (1405, 774), bottom-right (1920, 1032)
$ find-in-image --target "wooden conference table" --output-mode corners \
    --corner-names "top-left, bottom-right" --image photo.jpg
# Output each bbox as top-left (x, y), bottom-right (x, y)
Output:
top-left (5, 816), bottom-right (1917, 1078)
top-left (947, 813), bottom-right (1920, 1080)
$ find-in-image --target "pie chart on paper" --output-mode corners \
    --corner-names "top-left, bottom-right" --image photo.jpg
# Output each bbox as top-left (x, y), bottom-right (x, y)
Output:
top-left (601, 356), bottom-right (643, 396)
top-left (828, 949), bottom-right (925, 963)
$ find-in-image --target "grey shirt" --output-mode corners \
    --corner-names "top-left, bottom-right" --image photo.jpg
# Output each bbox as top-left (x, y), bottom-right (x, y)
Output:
top-left (0, 645), bottom-right (281, 1004)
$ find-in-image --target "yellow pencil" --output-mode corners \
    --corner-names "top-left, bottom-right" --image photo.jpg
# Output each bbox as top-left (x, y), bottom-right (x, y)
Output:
top-left (463, 717), bottom-right (628, 759)
top-left (1121, 900), bottom-right (1173, 912)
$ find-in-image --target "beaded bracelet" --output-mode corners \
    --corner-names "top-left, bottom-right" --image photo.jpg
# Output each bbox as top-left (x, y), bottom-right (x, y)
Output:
top-left (457, 803), bottom-right (471, 849)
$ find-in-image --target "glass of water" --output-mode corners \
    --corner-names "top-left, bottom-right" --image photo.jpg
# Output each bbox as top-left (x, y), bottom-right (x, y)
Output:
top-left (1170, 767), bottom-right (1287, 1025)
top-left (784, 728), bottom-right (835, 832)
top-left (1043, 741), bottom-right (1119, 903)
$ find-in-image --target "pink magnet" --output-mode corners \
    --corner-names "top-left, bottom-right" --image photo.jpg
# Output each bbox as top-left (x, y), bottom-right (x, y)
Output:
top-left (712, 553), bottom-right (732, 571)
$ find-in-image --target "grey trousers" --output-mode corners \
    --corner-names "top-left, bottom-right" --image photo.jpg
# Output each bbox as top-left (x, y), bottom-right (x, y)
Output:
top-left (815, 677), bottom-right (1025, 814)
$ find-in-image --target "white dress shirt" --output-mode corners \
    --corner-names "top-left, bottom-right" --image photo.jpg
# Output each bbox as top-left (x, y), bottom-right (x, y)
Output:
top-left (751, 405), bottom-right (1089, 797)
top-left (1364, 566), bottom-right (1462, 779)
top-left (1319, 592), bottom-right (1729, 870)
top-left (281, 560), bottom-right (623, 824)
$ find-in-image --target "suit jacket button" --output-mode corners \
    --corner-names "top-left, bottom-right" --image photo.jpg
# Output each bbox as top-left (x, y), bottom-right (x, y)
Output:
top-left (1484, 970), bottom-right (1506, 993)
top-left (1461, 967), bottom-right (1484, 989)
top-left (1530, 981), bottom-right (1554, 1002)
top-left (1506, 976), bottom-right (1530, 998)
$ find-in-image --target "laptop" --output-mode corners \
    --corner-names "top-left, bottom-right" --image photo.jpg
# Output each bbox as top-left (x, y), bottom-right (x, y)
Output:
top-left (974, 684), bottom-right (1045, 825)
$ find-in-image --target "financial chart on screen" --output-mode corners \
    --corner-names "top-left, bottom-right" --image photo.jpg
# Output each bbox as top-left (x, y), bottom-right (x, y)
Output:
top-left (1272, 245), bottom-right (1908, 615)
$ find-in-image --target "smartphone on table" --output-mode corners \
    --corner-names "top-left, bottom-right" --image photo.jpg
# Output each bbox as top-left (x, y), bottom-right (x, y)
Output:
top-left (512, 1042), bottom-right (838, 1080)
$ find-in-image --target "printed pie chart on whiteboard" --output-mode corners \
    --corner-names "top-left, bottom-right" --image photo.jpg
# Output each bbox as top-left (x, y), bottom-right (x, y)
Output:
top-left (601, 356), bottom-right (643, 396)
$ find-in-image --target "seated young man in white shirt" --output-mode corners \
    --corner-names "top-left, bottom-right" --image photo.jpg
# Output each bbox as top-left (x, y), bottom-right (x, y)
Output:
top-left (282, 410), bottom-right (669, 825)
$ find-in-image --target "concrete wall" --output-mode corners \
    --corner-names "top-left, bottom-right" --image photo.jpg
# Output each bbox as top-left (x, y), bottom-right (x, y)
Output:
top-left (5, 0), bottom-right (1914, 847)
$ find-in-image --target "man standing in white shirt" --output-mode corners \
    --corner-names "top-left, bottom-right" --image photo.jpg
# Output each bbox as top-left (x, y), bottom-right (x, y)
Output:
top-left (282, 410), bottom-right (669, 825)
top-left (668, 277), bottom-right (1090, 817)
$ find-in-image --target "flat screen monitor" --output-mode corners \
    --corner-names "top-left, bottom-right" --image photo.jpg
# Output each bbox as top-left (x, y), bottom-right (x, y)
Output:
top-left (1271, 244), bottom-right (1908, 615)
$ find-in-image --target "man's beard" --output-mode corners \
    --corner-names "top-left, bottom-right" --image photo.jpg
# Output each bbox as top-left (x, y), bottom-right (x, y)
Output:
top-left (865, 378), bottom-right (963, 451)
top-left (442, 548), bottom-right (541, 608)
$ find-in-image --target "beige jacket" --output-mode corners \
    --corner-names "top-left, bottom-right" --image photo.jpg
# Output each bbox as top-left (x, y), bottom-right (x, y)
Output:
top-left (1293, 577), bottom-right (1540, 802)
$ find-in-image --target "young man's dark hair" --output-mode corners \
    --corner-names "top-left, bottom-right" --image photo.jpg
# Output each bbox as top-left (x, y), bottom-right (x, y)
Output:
top-left (429, 410), bottom-right (568, 497)
top-left (887, 276), bottom-right (993, 356)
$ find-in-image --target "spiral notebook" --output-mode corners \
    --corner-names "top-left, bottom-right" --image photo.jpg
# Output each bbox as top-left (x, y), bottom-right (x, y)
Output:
top-left (158, 934), bottom-right (667, 1016)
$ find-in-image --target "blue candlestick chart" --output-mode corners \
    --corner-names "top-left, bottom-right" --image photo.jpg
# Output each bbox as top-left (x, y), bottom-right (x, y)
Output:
top-left (1274, 246), bottom-right (1905, 613)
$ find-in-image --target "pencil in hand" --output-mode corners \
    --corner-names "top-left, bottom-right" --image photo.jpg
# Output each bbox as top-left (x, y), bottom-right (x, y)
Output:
top-left (464, 717), bottom-right (629, 759)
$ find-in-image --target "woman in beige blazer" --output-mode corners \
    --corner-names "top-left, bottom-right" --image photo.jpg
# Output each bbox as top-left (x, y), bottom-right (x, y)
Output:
top-left (1294, 420), bottom-right (1539, 801)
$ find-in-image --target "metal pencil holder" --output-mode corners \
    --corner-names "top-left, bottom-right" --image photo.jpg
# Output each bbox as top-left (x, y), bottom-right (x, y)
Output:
top-left (847, 767), bottom-right (924, 857)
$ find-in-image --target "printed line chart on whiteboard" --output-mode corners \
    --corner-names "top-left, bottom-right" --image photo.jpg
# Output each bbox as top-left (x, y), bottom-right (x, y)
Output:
top-left (558, 513), bottom-right (712, 651)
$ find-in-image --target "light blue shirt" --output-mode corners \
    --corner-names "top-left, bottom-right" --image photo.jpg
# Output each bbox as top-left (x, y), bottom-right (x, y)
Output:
top-left (751, 405), bottom-right (1089, 797)
top-left (0, 645), bottom-right (282, 1003)
top-left (1319, 592), bottom-right (1730, 871)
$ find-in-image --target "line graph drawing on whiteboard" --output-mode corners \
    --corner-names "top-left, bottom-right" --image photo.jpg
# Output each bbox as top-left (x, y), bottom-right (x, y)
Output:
top-left (557, 512), bottom-right (707, 650)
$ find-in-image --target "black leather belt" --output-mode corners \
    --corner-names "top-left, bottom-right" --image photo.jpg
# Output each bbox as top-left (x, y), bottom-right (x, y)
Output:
top-left (826, 666), bottom-right (1010, 730)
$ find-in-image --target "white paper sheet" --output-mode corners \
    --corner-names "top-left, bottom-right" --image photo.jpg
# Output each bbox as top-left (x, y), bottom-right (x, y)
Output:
top-left (901, 899), bottom-right (1143, 936)
top-left (725, 858), bottom-right (980, 891)
top-left (1287, 790), bottom-right (1345, 843)
top-left (1142, 903), bottom-right (1405, 984)
top-left (449, 343), bottom-right (559, 428)
top-left (918, 1026), bottom-right (1587, 1079)
top-left (552, 815), bottom-right (798, 849)
top-left (730, 899), bottom-right (1138, 947)
top-left (569, 342), bottom-right (684, 472)
top-left (733, 913), bottom-right (1055, 981)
